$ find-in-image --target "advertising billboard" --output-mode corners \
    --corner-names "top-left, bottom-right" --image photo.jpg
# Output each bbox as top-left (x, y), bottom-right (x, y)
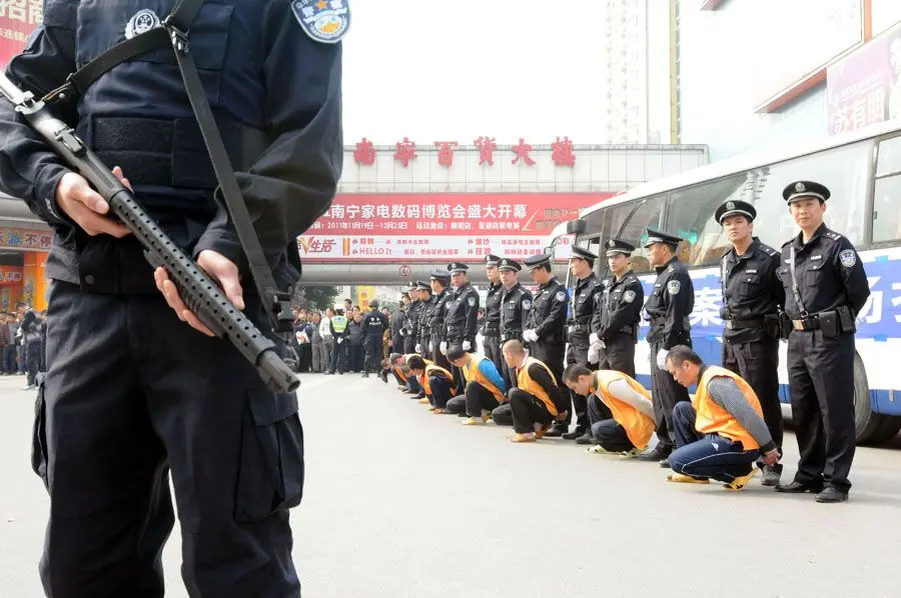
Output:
top-left (826, 20), bottom-right (901, 135)
top-left (0, 2), bottom-right (42, 67)
top-left (298, 193), bottom-right (613, 263)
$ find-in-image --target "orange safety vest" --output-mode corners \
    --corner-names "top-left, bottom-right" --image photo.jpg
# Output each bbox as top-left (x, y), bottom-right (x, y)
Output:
top-left (516, 356), bottom-right (558, 417)
top-left (692, 365), bottom-right (764, 451)
top-left (420, 362), bottom-right (452, 396)
top-left (591, 371), bottom-right (656, 450)
top-left (461, 354), bottom-right (506, 403)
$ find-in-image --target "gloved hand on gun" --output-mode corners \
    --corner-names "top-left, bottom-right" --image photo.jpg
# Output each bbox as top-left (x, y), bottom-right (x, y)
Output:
top-left (56, 166), bottom-right (242, 337)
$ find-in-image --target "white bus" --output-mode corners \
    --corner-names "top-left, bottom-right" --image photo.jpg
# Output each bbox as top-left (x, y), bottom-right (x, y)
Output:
top-left (544, 120), bottom-right (901, 445)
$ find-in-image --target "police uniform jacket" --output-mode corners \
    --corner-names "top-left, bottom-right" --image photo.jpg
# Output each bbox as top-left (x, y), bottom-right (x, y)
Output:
top-left (721, 237), bottom-right (785, 343)
top-left (592, 270), bottom-right (643, 342)
top-left (527, 277), bottom-right (568, 343)
top-left (362, 309), bottom-right (388, 340)
top-left (404, 300), bottom-right (421, 339)
top-left (500, 283), bottom-right (532, 342)
top-left (444, 283), bottom-right (479, 346)
top-left (416, 295), bottom-right (434, 349)
top-left (644, 256), bottom-right (694, 349)
top-left (778, 224), bottom-right (870, 321)
top-left (482, 281), bottom-right (503, 338)
top-left (0, 0), bottom-right (342, 296)
top-left (428, 288), bottom-right (451, 342)
top-left (568, 273), bottom-right (603, 342)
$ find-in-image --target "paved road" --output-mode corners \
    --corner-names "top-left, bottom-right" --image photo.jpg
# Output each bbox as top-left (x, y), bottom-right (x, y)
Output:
top-left (2, 372), bottom-right (901, 597)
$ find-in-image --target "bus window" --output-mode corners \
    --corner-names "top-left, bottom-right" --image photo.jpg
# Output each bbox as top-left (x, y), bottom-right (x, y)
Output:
top-left (608, 194), bottom-right (666, 274)
top-left (873, 135), bottom-right (901, 243)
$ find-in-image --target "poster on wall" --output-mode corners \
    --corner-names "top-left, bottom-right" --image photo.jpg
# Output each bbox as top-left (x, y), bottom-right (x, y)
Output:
top-left (298, 193), bottom-right (610, 263)
top-left (826, 20), bottom-right (901, 135)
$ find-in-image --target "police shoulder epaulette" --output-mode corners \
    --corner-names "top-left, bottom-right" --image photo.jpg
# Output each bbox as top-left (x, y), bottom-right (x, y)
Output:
top-left (825, 231), bottom-right (842, 241)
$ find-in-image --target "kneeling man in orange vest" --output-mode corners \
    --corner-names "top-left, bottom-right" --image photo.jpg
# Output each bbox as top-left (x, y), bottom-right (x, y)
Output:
top-left (502, 340), bottom-right (570, 443)
top-left (407, 354), bottom-right (455, 414)
top-left (665, 345), bottom-right (781, 490)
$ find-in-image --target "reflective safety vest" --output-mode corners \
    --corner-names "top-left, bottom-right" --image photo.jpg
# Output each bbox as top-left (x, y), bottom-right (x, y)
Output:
top-left (591, 371), bottom-right (655, 450)
top-left (516, 356), bottom-right (558, 417)
top-left (461, 354), bottom-right (505, 403)
top-left (332, 315), bottom-right (348, 333)
top-left (692, 366), bottom-right (764, 451)
top-left (420, 362), bottom-right (452, 396)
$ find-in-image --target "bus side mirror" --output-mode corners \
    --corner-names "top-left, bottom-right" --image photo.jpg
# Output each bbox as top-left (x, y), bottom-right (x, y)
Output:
top-left (566, 219), bottom-right (586, 235)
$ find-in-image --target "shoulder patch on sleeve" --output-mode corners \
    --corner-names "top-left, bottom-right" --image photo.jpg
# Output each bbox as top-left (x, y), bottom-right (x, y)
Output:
top-left (839, 249), bottom-right (857, 268)
top-left (667, 280), bottom-right (681, 295)
top-left (291, 0), bottom-right (351, 44)
top-left (555, 290), bottom-right (567, 302)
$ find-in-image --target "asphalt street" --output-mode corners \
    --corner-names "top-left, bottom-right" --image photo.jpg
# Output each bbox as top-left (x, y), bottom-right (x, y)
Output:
top-left (1, 371), bottom-right (900, 597)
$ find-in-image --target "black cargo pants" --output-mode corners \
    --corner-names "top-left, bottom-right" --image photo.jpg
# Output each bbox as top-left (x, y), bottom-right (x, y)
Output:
top-left (33, 281), bottom-right (304, 598)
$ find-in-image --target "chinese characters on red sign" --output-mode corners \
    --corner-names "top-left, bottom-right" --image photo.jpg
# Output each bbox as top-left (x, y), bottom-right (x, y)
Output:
top-left (0, 228), bottom-right (53, 250)
top-left (355, 136), bottom-right (571, 168)
top-left (0, 1), bottom-right (44, 67)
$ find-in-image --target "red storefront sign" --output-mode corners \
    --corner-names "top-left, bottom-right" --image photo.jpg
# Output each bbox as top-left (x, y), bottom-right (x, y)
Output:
top-left (0, 2), bottom-right (42, 67)
top-left (299, 193), bottom-right (611, 263)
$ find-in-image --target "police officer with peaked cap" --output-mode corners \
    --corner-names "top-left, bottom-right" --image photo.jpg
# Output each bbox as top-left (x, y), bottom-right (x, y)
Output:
top-left (362, 299), bottom-right (389, 378)
top-left (522, 253), bottom-right (570, 436)
top-left (714, 199), bottom-right (786, 486)
top-left (391, 292), bottom-right (409, 355)
top-left (497, 257), bottom-right (533, 390)
top-left (482, 254), bottom-right (505, 377)
top-left (428, 269), bottom-right (453, 372)
top-left (444, 262), bottom-right (480, 393)
top-left (561, 246), bottom-right (605, 441)
top-left (635, 229), bottom-right (694, 465)
top-left (590, 239), bottom-right (643, 379)
top-left (415, 280), bottom-right (433, 357)
top-left (775, 180), bottom-right (870, 503)
top-left (0, 0), bottom-right (346, 594)
top-left (404, 281), bottom-right (423, 354)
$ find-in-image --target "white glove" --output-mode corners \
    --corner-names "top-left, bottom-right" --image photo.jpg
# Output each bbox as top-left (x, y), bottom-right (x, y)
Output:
top-left (523, 329), bottom-right (537, 343)
top-left (429, 341), bottom-right (434, 352)
top-left (588, 344), bottom-right (599, 364)
top-left (589, 332), bottom-right (599, 346)
top-left (656, 348), bottom-right (669, 371)
top-left (415, 343), bottom-right (422, 353)
top-left (337, 338), bottom-right (344, 344)
top-left (462, 340), bottom-right (472, 351)
top-left (440, 341), bottom-right (448, 354)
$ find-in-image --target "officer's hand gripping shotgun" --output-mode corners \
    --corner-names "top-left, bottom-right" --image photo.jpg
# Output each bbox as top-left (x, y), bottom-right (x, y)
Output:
top-left (0, 73), bottom-right (299, 394)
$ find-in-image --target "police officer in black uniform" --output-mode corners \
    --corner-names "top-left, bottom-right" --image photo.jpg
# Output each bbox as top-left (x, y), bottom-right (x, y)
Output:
top-left (391, 292), bottom-right (409, 354)
top-left (774, 181), bottom-right (870, 503)
top-left (443, 262), bottom-right (480, 394)
top-left (589, 239), bottom-right (643, 378)
top-left (522, 253), bottom-right (569, 436)
top-left (636, 230), bottom-right (694, 464)
top-left (482, 254), bottom-right (505, 376)
top-left (415, 281), bottom-right (433, 358)
top-left (715, 199), bottom-right (786, 486)
top-left (362, 300), bottom-right (389, 378)
top-left (428, 269), bottom-right (453, 372)
top-left (0, 0), bottom-right (344, 594)
top-left (403, 282), bottom-right (422, 354)
top-left (562, 246), bottom-right (604, 441)
top-left (498, 257), bottom-right (532, 388)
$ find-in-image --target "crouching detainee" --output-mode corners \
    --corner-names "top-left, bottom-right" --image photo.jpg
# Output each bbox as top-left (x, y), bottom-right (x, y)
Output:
top-left (502, 340), bottom-right (569, 443)
top-left (407, 355), bottom-right (454, 413)
top-left (562, 365), bottom-right (656, 457)
top-left (444, 347), bottom-right (508, 424)
top-left (665, 345), bottom-right (780, 490)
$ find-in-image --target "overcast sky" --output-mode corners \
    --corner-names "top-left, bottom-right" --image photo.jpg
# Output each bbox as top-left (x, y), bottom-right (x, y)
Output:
top-left (339, 0), bottom-right (614, 146)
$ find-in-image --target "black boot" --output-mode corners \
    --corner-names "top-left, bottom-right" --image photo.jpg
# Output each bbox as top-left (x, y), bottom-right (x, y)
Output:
top-left (635, 445), bottom-right (671, 462)
top-left (543, 423), bottom-right (568, 438)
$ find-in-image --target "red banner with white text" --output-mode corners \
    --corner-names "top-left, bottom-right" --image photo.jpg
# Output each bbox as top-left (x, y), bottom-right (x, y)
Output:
top-left (0, 1), bottom-right (43, 67)
top-left (299, 193), bottom-right (613, 262)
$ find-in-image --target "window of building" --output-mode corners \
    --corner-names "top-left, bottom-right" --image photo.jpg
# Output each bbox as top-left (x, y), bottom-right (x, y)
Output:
top-left (873, 134), bottom-right (901, 243)
top-left (663, 140), bottom-right (872, 268)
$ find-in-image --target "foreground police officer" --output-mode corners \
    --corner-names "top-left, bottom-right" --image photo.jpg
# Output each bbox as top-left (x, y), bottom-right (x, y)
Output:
top-left (522, 253), bottom-right (569, 436)
top-left (590, 239), bottom-right (643, 378)
top-left (714, 199), bottom-right (786, 486)
top-left (443, 262), bottom-right (480, 393)
top-left (498, 257), bottom-right (532, 389)
top-left (0, 0), bottom-right (345, 595)
top-left (482, 254), bottom-right (504, 376)
top-left (637, 230), bottom-right (694, 465)
top-left (775, 181), bottom-right (870, 503)
top-left (562, 246), bottom-right (604, 441)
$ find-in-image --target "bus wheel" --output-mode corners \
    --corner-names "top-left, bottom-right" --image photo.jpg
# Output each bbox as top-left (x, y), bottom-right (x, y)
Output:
top-left (852, 352), bottom-right (897, 445)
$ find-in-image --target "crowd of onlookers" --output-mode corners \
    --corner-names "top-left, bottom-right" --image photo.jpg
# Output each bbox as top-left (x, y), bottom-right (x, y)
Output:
top-left (0, 301), bottom-right (46, 390)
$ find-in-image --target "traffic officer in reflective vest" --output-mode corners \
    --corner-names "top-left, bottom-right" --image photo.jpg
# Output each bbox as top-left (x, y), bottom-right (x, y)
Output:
top-left (522, 253), bottom-right (570, 436)
top-left (482, 254), bottom-right (505, 376)
top-left (775, 181), bottom-right (870, 503)
top-left (590, 239), bottom-right (643, 378)
top-left (0, 0), bottom-right (344, 594)
top-left (498, 257), bottom-right (532, 389)
top-left (428, 270), bottom-right (453, 372)
top-left (443, 262), bottom-right (480, 393)
top-left (562, 246), bottom-right (604, 442)
top-left (636, 229), bottom-right (694, 465)
top-left (714, 199), bottom-right (786, 486)
top-left (404, 281), bottom-right (423, 354)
